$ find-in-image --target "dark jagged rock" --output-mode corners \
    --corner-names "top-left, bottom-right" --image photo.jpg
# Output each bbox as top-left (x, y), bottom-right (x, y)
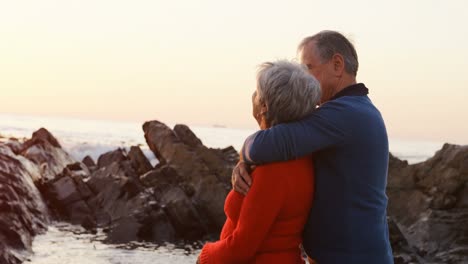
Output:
top-left (38, 159), bottom-right (94, 226)
top-left (0, 144), bottom-right (49, 264)
top-left (457, 182), bottom-right (468, 208)
top-left (156, 186), bottom-right (206, 239)
top-left (143, 121), bottom-right (236, 233)
top-left (128, 146), bottom-right (153, 176)
top-left (2, 138), bottom-right (24, 155)
top-left (0, 124), bottom-right (237, 262)
top-left (174, 124), bottom-right (203, 148)
top-left (97, 148), bottom-right (127, 168)
top-left (66, 162), bottom-right (89, 174)
top-left (388, 144), bottom-right (468, 263)
top-left (82, 155), bottom-right (96, 169)
top-left (43, 176), bottom-right (92, 224)
top-left (84, 159), bottom-right (177, 243)
top-left (140, 164), bottom-right (179, 188)
top-left (20, 128), bottom-right (75, 182)
top-left (388, 217), bottom-right (421, 264)
top-left (24, 128), bottom-right (62, 149)
top-left (220, 146), bottom-right (240, 164)
top-left (141, 164), bottom-right (206, 239)
top-left (0, 128), bottom-right (87, 263)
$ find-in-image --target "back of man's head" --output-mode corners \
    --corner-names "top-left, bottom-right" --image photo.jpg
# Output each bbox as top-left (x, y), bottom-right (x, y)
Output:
top-left (299, 30), bottom-right (359, 77)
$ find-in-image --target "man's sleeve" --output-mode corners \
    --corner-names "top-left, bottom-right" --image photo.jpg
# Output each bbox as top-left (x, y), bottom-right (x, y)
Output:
top-left (242, 103), bottom-right (347, 164)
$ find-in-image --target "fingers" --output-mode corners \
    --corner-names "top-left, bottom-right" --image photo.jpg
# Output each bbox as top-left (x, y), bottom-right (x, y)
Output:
top-left (240, 163), bottom-right (253, 186)
top-left (249, 164), bottom-right (257, 173)
top-left (232, 162), bottom-right (252, 195)
top-left (234, 176), bottom-right (249, 196)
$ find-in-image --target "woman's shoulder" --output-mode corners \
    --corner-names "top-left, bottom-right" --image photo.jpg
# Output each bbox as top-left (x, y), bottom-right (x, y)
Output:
top-left (253, 156), bottom-right (314, 178)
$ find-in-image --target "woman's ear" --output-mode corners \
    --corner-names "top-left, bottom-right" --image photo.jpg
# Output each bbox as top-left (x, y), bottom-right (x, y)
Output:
top-left (260, 103), bottom-right (268, 116)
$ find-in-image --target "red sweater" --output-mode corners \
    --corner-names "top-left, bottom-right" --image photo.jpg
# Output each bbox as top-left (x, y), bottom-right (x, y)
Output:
top-left (199, 157), bottom-right (315, 264)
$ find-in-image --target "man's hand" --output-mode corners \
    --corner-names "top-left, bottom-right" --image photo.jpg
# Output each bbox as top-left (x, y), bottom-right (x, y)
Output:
top-left (232, 161), bottom-right (254, 195)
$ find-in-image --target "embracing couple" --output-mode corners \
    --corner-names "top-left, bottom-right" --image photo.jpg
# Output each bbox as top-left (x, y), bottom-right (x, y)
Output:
top-left (197, 30), bottom-right (393, 264)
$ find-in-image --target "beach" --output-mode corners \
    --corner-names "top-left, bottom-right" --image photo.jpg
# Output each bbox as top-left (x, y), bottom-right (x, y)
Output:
top-left (0, 114), bottom-right (464, 264)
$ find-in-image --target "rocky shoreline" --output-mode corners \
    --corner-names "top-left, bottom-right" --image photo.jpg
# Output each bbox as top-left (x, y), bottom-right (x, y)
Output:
top-left (388, 144), bottom-right (468, 263)
top-left (0, 121), bottom-right (466, 263)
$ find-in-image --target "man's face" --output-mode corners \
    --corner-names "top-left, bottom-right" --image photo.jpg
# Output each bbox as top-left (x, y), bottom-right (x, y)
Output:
top-left (300, 41), bottom-right (335, 103)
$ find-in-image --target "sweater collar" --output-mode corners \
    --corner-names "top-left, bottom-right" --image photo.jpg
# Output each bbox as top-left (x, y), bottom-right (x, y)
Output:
top-left (329, 83), bottom-right (369, 101)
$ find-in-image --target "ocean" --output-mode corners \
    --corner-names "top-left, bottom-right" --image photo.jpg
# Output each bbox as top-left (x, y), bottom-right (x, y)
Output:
top-left (0, 113), bottom-right (444, 264)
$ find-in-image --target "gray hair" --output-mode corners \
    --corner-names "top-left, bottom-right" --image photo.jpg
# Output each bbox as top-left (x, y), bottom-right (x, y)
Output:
top-left (256, 60), bottom-right (321, 127)
top-left (298, 30), bottom-right (359, 76)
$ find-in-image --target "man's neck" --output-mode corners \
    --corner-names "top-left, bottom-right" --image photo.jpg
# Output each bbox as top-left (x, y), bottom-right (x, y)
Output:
top-left (333, 76), bottom-right (357, 97)
top-left (322, 77), bottom-right (359, 104)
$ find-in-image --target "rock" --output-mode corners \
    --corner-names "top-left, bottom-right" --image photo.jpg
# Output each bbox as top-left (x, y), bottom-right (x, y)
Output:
top-left (105, 216), bottom-right (142, 243)
top-left (415, 144), bottom-right (468, 195)
top-left (20, 128), bottom-right (76, 181)
top-left (67, 200), bottom-right (94, 225)
top-left (38, 157), bottom-right (95, 226)
top-left (82, 155), bottom-right (96, 167)
top-left (142, 165), bottom-right (208, 239)
top-left (137, 209), bottom-right (176, 243)
top-left (220, 146), bottom-right (240, 164)
top-left (67, 162), bottom-right (90, 173)
top-left (387, 188), bottom-right (431, 227)
top-left (84, 160), bottom-right (177, 242)
top-left (456, 183), bottom-right (468, 208)
top-left (174, 124), bottom-right (203, 148)
top-left (41, 173), bottom-right (94, 225)
top-left (140, 165), bottom-right (179, 188)
top-left (81, 215), bottom-right (97, 232)
top-left (50, 176), bottom-right (83, 205)
top-left (404, 208), bottom-right (468, 263)
top-left (387, 144), bottom-right (468, 263)
top-left (97, 148), bottom-right (127, 168)
top-left (0, 144), bottom-right (49, 263)
top-left (128, 146), bottom-right (153, 176)
top-left (3, 138), bottom-right (23, 155)
top-left (24, 127), bottom-right (62, 149)
top-left (1, 123), bottom-right (239, 257)
top-left (143, 120), bottom-right (234, 232)
top-left (388, 217), bottom-right (421, 264)
top-left (156, 186), bottom-right (206, 239)
top-left (0, 145), bottom-right (43, 183)
top-left (72, 175), bottom-right (93, 200)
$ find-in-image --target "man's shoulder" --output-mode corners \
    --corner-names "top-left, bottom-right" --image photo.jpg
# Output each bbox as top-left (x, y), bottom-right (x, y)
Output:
top-left (317, 96), bottom-right (379, 117)
top-left (324, 95), bottom-right (372, 107)
top-left (310, 96), bottom-right (366, 117)
top-left (306, 96), bottom-right (384, 136)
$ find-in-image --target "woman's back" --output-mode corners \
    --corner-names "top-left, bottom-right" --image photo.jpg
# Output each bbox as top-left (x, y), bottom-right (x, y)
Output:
top-left (200, 156), bottom-right (314, 264)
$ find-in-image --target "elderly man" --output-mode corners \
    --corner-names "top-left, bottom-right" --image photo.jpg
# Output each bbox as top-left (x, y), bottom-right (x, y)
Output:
top-left (234, 31), bottom-right (393, 264)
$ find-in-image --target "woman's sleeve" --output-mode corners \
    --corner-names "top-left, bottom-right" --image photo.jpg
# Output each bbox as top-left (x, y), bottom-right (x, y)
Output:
top-left (220, 218), bottom-right (235, 240)
top-left (219, 190), bottom-right (242, 239)
top-left (198, 164), bottom-right (286, 264)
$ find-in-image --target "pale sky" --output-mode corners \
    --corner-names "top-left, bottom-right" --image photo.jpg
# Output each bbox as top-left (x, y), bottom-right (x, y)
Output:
top-left (1, 0), bottom-right (467, 143)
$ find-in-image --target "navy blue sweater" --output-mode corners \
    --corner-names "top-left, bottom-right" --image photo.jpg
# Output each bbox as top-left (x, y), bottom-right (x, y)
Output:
top-left (242, 84), bottom-right (393, 264)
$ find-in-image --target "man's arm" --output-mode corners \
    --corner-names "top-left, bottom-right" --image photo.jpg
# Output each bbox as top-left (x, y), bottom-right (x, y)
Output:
top-left (243, 104), bottom-right (346, 164)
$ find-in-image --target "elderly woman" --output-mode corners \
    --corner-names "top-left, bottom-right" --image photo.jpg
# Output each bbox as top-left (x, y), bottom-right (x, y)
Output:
top-left (197, 60), bottom-right (321, 264)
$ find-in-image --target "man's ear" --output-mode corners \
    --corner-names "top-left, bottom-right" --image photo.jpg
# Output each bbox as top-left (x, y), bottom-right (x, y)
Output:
top-left (332, 53), bottom-right (345, 76)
